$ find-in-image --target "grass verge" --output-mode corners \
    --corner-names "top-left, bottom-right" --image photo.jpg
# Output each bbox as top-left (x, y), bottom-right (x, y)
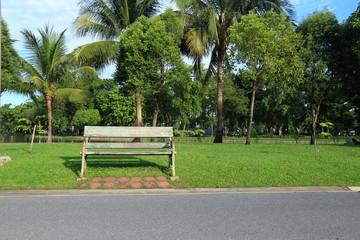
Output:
top-left (0, 142), bottom-right (359, 189)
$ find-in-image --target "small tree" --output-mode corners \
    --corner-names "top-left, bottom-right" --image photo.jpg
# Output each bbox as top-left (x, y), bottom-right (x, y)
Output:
top-left (116, 12), bottom-right (187, 127)
top-left (21, 25), bottom-right (97, 142)
top-left (297, 10), bottom-right (340, 146)
top-left (1, 20), bottom-right (22, 94)
top-left (72, 109), bottom-right (101, 135)
top-left (229, 11), bottom-right (303, 145)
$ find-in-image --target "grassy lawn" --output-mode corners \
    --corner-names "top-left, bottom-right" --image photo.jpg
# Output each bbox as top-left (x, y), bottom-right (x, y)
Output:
top-left (0, 142), bottom-right (359, 189)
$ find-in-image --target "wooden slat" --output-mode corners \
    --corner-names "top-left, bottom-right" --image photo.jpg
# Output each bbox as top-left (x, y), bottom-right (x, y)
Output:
top-left (84, 151), bottom-right (172, 155)
top-left (86, 142), bottom-right (170, 149)
top-left (84, 126), bottom-right (173, 138)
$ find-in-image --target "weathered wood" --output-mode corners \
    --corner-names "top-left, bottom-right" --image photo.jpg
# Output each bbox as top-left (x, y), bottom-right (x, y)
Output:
top-left (80, 138), bottom-right (88, 179)
top-left (84, 151), bottom-right (172, 155)
top-left (79, 126), bottom-right (177, 180)
top-left (84, 126), bottom-right (173, 138)
top-left (86, 142), bottom-right (170, 149)
top-left (29, 125), bottom-right (36, 154)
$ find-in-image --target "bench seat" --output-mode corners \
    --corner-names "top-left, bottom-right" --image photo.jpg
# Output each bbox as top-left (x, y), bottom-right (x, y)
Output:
top-left (79, 126), bottom-right (177, 180)
top-left (83, 151), bottom-right (173, 155)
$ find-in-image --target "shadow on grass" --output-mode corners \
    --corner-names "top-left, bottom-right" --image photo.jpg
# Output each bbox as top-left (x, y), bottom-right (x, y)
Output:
top-left (61, 155), bottom-right (168, 176)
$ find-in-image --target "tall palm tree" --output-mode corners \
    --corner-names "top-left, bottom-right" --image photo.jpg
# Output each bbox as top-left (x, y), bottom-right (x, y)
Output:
top-left (21, 25), bottom-right (97, 143)
top-left (72, 0), bottom-right (161, 126)
top-left (174, 0), bottom-right (293, 143)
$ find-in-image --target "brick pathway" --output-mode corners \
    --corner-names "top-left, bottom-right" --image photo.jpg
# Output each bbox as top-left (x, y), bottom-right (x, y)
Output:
top-left (78, 176), bottom-right (170, 189)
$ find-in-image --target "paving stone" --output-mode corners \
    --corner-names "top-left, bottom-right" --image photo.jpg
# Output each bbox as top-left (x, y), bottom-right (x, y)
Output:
top-left (144, 177), bottom-right (155, 181)
top-left (105, 177), bottom-right (117, 182)
top-left (89, 182), bottom-right (102, 189)
top-left (130, 182), bottom-right (142, 189)
top-left (79, 184), bottom-right (87, 188)
top-left (157, 176), bottom-right (167, 181)
top-left (130, 177), bottom-right (142, 182)
top-left (118, 177), bottom-right (130, 182)
top-left (91, 177), bottom-right (102, 182)
top-left (118, 183), bottom-right (129, 189)
top-left (144, 182), bottom-right (156, 188)
top-left (157, 181), bottom-right (170, 188)
top-left (103, 182), bottom-right (115, 189)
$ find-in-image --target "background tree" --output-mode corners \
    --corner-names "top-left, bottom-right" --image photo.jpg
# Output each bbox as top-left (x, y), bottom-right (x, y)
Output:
top-left (95, 87), bottom-right (136, 126)
top-left (337, 4), bottom-right (360, 125)
top-left (115, 12), bottom-right (187, 128)
top-left (297, 10), bottom-right (340, 145)
top-left (1, 19), bottom-right (22, 94)
top-left (72, 109), bottom-right (102, 134)
top-left (21, 25), bottom-right (97, 142)
top-left (71, 0), bottom-right (160, 70)
top-left (229, 11), bottom-right (303, 144)
top-left (174, 0), bottom-right (293, 143)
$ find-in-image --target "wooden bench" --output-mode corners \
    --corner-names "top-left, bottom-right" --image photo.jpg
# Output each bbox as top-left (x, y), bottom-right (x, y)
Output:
top-left (80, 126), bottom-right (177, 180)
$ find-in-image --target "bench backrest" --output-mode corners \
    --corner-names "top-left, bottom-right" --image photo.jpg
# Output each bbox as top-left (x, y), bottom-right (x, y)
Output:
top-left (84, 126), bottom-right (173, 138)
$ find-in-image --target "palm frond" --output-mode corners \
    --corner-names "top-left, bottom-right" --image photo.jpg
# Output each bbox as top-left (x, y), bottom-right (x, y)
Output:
top-left (74, 0), bottom-right (161, 39)
top-left (68, 40), bottom-right (119, 70)
top-left (55, 88), bottom-right (87, 104)
top-left (184, 27), bottom-right (212, 59)
top-left (75, 0), bottom-right (121, 39)
top-left (138, 0), bottom-right (161, 18)
top-left (23, 76), bottom-right (48, 94)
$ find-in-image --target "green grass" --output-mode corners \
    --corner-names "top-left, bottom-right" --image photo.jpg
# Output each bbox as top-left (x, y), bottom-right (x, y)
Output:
top-left (0, 142), bottom-right (359, 189)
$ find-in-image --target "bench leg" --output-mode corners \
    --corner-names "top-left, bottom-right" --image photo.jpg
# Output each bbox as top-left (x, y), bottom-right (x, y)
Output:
top-left (169, 153), bottom-right (179, 181)
top-left (79, 154), bottom-right (86, 179)
top-left (79, 138), bottom-right (88, 180)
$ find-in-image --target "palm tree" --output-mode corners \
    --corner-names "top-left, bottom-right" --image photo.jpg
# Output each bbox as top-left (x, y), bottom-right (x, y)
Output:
top-left (21, 25), bottom-right (97, 143)
top-left (174, 0), bottom-right (293, 143)
top-left (72, 0), bottom-right (161, 126)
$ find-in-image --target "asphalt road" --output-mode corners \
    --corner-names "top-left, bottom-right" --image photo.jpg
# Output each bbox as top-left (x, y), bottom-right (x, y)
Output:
top-left (1, 192), bottom-right (359, 240)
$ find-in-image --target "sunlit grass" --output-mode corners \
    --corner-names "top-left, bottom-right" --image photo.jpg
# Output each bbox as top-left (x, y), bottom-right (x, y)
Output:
top-left (0, 142), bottom-right (359, 189)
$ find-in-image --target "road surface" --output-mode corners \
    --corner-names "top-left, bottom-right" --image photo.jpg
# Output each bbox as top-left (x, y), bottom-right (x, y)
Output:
top-left (0, 191), bottom-right (359, 239)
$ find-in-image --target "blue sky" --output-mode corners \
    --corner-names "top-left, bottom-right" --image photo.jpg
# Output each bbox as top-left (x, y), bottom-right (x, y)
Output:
top-left (1, 0), bottom-right (359, 106)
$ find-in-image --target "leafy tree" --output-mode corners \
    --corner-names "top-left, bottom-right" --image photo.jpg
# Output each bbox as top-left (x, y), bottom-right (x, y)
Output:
top-left (20, 25), bottom-right (97, 142)
top-left (222, 76), bottom-right (249, 134)
top-left (71, 0), bottom-right (160, 69)
top-left (95, 88), bottom-right (136, 126)
top-left (174, 0), bottom-right (293, 143)
top-left (297, 10), bottom-right (340, 145)
top-left (1, 20), bottom-right (22, 93)
top-left (229, 11), bottom-right (303, 144)
top-left (72, 109), bottom-right (101, 134)
top-left (0, 102), bottom-right (40, 132)
top-left (115, 12), bottom-right (187, 127)
top-left (338, 4), bottom-right (360, 123)
top-left (171, 67), bottom-right (203, 132)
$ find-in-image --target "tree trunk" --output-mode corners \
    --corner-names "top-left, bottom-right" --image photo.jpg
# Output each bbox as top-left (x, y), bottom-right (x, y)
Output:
top-left (133, 88), bottom-right (143, 142)
top-left (151, 94), bottom-right (160, 142)
top-left (152, 94), bottom-right (159, 127)
top-left (213, 41), bottom-right (226, 143)
top-left (310, 102), bottom-right (321, 145)
top-left (269, 126), bottom-right (274, 138)
top-left (210, 113), bottom-right (215, 137)
top-left (278, 125), bottom-right (283, 138)
top-left (246, 79), bottom-right (257, 145)
top-left (135, 88), bottom-right (143, 126)
top-left (45, 94), bottom-right (53, 143)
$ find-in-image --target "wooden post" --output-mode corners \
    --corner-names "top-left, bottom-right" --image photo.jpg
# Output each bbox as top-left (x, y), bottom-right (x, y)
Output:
top-left (170, 140), bottom-right (179, 180)
top-left (79, 137), bottom-right (88, 179)
top-left (29, 125), bottom-right (37, 154)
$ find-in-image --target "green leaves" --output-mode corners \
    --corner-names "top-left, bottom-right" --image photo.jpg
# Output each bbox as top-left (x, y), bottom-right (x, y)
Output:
top-left (229, 10), bottom-right (303, 87)
top-left (1, 20), bottom-right (22, 93)
top-left (74, 0), bottom-right (161, 39)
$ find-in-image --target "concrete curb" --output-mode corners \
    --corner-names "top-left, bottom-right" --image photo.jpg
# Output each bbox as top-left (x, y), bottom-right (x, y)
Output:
top-left (0, 186), bottom-right (357, 197)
